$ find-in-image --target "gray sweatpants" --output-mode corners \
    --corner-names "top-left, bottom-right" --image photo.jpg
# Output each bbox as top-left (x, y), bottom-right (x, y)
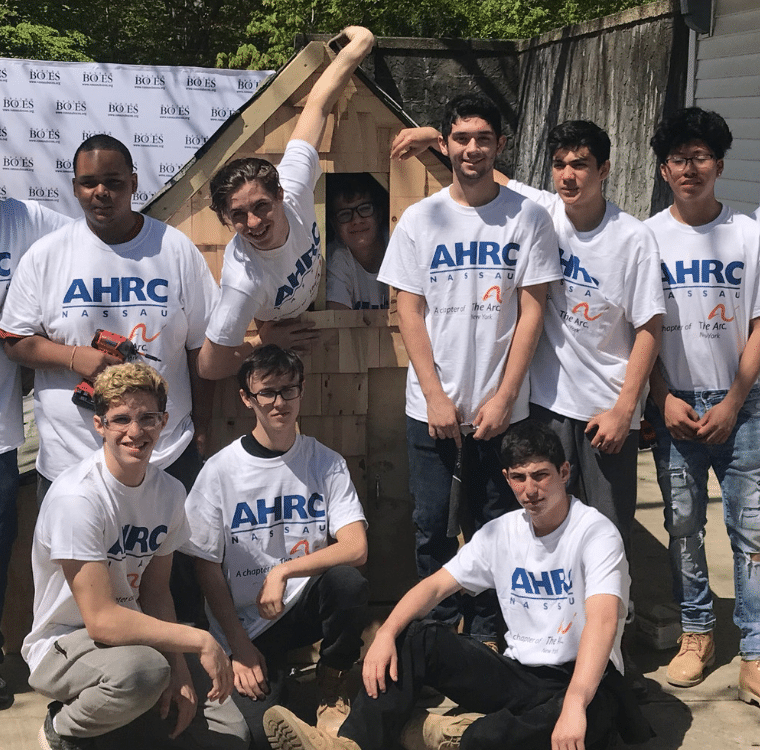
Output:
top-left (28, 629), bottom-right (249, 749)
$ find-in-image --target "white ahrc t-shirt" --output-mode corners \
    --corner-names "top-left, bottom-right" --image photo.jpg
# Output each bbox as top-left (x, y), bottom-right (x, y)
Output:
top-left (206, 140), bottom-right (322, 347)
top-left (445, 496), bottom-right (629, 673)
top-left (22, 448), bottom-right (190, 675)
top-left (645, 205), bottom-right (760, 392)
top-left (182, 434), bottom-right (367, 648)
top-left (0, 216), bottom-right (219, 480)
top-left (377, 185), bottom-right (562, 425)
top-left (326, 241), bottom-right (389, 310)
top-left (509, 181), bottom-right (665, 426)
top-left (0, 198), bottom-right (72, 453)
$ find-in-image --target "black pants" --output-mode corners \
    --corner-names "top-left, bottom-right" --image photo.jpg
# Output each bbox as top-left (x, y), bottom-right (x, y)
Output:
top-left (234, 566), bottom-right (368, 749)
top-left (340, 620), bottom-right (623, 750)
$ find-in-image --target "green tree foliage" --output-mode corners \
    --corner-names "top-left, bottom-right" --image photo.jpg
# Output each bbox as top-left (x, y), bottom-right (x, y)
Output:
top-left (0, 4), bottom-right (91, 61)
top-left (0, 0), bottom-right (253, 67)
top-left (0, 0), bottom-right (646, 68)
top-left (221, 0), bottom-right (646, 70)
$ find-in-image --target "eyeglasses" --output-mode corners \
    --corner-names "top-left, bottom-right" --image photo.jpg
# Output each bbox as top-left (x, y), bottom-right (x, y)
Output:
top-left (101, 412), bottom-right (165, 432)
top-left (248, 385), bottom-right (302, 406)
top-left (665, 154), bottom-right (716, 170)
top-left (334, 202), bottom-right (375, 224)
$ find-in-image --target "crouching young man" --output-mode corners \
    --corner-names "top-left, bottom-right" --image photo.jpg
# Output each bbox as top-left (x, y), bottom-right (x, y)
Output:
top-left (22, 363), bottom-right (249, 750)
top-left (183, 345), bottom-right (369, 747)
top-left (264, 421), bottom-right (652, 750)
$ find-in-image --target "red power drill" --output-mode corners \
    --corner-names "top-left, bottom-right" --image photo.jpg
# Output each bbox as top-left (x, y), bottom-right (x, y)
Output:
top-left (72, 329), bottom-right (160, 410)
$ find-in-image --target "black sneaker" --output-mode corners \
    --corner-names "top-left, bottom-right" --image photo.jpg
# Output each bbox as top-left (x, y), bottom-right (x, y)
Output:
top-left (38, 702), bottom-right (95, 750)
top-left (0, 675), bottom-right (13, 710)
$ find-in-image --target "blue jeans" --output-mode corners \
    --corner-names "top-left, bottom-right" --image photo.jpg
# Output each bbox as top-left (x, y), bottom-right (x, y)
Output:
top-left (646, 387), bottom-right (760, 659)
top-left (406, 417), bottom-right (518, 640)
top-left (0, 449), bottom-right (19, 655)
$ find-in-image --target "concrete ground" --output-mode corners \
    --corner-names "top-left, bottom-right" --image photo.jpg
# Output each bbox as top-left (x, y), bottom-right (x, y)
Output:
top-left (1, 451), bottom-right (758, 749)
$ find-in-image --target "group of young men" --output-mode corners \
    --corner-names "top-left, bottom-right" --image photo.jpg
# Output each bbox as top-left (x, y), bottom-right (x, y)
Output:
top-left (0, 19), bottom-right (759, 750)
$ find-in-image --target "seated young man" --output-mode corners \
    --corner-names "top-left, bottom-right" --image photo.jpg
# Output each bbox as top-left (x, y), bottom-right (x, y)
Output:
top-left (22, 363), bottom-right (248, 750)
top-left (198, 27), bottom-right (375, 379)
top-left (183, 345), bottom-right (369, 747)
top-left (263, 421), bottom-right (652, 750)
top-left (326, 173), bottom-right (389, 310)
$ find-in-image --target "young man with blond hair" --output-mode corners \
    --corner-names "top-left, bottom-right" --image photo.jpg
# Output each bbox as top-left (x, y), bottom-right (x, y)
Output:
top-left (23, 363), bottom-right (248, 750)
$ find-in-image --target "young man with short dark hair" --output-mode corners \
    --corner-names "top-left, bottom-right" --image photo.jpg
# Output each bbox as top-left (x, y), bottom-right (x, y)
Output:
top-left (23, 363), bottom-right (249, 750)
top-left (645, 107), bottom-right (760, 700)
top-left (391, 120), bottom-right (664, 559)
top-left (184, 345), bottom-right (369, 746)
top-left (326, 172), bottom-right (389, 310)
top-left (379, 94), bottom-right (561, 645)
top-left (263, 420), bottom-right (651, 750)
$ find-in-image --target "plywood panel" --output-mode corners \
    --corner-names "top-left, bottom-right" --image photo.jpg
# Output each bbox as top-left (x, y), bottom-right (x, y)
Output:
top-left (378, 327), bottom-right (409, 368)
top-left (365, 367), bottom-right (417, 601)
top-left (298, 415), bottom-right (366, 457)
top-left (322, 373), bottom-right (368, 415)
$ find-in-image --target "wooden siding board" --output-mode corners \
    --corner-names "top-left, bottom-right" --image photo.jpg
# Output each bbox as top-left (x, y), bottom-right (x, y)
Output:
top-left (713, 7), bottom-right (760, 35)
top-left (699, 30), bottom-right (760, 60)
top-left (696, 75), bottom-right (760, 98)
top-left (698, 52), bottom-right (760, 79)
top-left (698, 96), bottom-right (760, 118)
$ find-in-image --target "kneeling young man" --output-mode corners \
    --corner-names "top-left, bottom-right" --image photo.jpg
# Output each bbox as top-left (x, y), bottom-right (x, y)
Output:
top-left (23, 363), bottom-right (248, 750)
top-left (184, 345), bottom-right (368, 746)
top-left (264, 421), bottom-right (652, 750)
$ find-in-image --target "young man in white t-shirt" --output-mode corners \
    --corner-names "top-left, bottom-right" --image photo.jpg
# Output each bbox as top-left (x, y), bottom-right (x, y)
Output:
top-left (0, 197), bottom-right (71, 710)
top-left (326, 173), bottom-right (389, 310)
top-left (263, 420), bottom-right (652, 750)
top-left (378, 94), bottom-right (562, 646)
top-left (198, 27), bottom-right (375, 380)
top-left (23, 363), bottom-right (248, 750)
top-left (391, 121), bottom-right (664, 557)
top-left (183, 345), bottom-right (368, 746)
top-left (645, 108), bottom-right (760, 702)
top-left (0, 134), bottom-right (218, 624)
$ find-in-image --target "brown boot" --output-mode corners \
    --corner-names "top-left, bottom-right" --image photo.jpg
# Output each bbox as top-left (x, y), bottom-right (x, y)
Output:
top-left (666, 631), bottom-right (715, 687)
top-left (739, 659), bottom-right (760, 707)
top-left (315, 662), bottom-right (351, 736)
top-left (400, 709), bottom-right (483, 750)
top-left (264, 705), bottom-right (360, 750)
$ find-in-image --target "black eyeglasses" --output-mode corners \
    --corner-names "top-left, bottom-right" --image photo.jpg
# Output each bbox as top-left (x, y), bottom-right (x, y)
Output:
top-left (334, 202), bottom-right (375, 224)
top-left (665, 154), bottom-right (716, 170)
top-left (248, 385), bottom-right (302, 406)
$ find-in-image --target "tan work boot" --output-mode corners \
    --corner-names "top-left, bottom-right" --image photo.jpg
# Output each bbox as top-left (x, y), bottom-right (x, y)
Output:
top-left (400, 709), bottom-right (483, 750)
top-left (666, 631), bottom-right (715, 687)
top-left (315, 662), bottom-right (351, 736)
top-left (739, 659), bottom-right (760, 706)
top-left (265, 705), bottom-right (360, 750)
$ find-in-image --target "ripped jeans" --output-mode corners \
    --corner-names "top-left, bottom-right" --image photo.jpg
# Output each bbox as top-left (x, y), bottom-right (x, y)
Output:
top-left (646, 387), bottom-right (760, 660)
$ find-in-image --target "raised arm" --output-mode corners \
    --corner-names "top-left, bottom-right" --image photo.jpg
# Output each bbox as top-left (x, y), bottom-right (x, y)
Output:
top-left (290, 26), bottom-right (374, 150)
top-left (396, 289), bottom-right (462, 447)
top-left (551, 593), bottom-right (621, 750)
top-left (585, 314), bottom-right (662, 453)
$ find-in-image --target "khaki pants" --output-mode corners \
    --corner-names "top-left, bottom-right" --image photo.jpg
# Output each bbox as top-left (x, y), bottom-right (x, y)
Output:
top-left (29, 629), bottom-right (249, 749)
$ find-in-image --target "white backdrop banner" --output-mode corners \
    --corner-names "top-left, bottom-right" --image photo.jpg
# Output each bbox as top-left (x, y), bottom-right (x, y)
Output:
top-left (0, 58), bottom-right (272, 217)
